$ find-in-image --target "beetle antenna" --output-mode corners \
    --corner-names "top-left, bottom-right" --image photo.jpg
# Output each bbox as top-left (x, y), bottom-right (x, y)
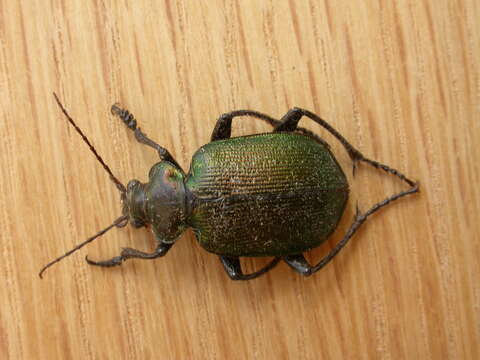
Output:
top-left (39, 215), bottom-right (128, 278)
top-left (53, 92), bottom-right (126, 194)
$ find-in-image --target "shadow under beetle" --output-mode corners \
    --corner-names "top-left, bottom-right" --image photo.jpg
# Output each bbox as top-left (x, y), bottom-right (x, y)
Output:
top-left (39, 93), bottom-right (419, 280)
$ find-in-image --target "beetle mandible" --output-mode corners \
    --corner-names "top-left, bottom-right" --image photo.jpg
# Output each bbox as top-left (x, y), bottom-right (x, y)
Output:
top-left (39, 93), bottom-right (418, 280)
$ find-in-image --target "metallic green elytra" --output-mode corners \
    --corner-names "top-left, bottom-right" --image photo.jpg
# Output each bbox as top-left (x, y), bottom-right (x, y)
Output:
top-left (39, 97), bottom-right (419, 280)
top-left (186, 133), bottom-right (348, 256)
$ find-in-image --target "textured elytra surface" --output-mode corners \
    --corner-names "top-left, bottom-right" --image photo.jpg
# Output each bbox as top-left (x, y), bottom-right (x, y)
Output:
top-left (185, 133), bottom-right (349, 256)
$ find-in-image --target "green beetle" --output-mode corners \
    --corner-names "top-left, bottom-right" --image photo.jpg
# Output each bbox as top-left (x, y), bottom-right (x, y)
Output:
top-left (39, 94), bottom-right (418, 280)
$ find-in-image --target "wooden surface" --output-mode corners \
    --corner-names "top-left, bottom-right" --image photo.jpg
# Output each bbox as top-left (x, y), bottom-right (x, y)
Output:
top-left (1, 1), bottom-right (479, 359)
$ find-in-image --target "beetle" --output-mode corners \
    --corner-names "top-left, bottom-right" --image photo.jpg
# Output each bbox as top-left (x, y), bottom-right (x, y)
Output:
top-left (39, 93), bottom-right (418, 280)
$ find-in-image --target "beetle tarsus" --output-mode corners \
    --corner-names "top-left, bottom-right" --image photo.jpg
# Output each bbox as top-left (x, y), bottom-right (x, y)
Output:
top-left (85, 244), bottom-right (173, 268)
top-left (110, 104), bottom-right (182, 169)
top-left (111, 103), bottom-right (137, 130)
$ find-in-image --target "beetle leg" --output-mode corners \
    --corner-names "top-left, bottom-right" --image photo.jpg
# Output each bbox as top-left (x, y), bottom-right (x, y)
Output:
top-left (85, 243), bottom-right (173, 267)
top-left (219, 256), bottom-right (281, 280)
top-left (211, 109), bottom-right (329, 147)
top-left (284, 254), bottom-right (313, 276)
top-left (211, 114), bottom-right (233, 140)
top-left (290, 184), bottom-right (418, 275)
top-left (210, 109), bottom-right (330, 148)
top-left (275, 107), bottom-right (418, 193)
top-left (211, 110), bottom-right (280, 141)
top-left (273, 107), bottom-right (418, 273)
top-left (274, 108), bottom-right (414, 180)
top-left (111, 104), bottom-right (181, 169)
top-left (274, 108), bottom-right (303, 132)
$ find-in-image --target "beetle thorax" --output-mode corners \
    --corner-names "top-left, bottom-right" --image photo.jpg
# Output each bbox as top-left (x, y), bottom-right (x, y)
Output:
top-left (123, 162), bottom-right (188, 242)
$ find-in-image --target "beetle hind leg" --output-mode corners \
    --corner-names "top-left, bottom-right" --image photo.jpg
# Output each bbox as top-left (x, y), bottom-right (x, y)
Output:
top-left (219, 256), bottom-right (281, 280)
top-left (86, 243), bottom-right (172, 267)
top-left (284, 254), bottom-right (313, 276)
top-left (272, 107), bottom-right (419, 274)
top-left (286, 197), bottom-right (417, 276)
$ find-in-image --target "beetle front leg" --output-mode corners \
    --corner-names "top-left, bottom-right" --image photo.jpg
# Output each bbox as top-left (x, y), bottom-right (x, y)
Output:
top-left (219, 256), bottom-right (281, 280)
top-left (86, 242), bottom-right (173, 267)
top-left (111, 104), bottom-right (181, 169)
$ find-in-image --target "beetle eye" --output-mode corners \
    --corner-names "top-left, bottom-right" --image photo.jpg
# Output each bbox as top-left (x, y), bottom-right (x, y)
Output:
top-left (130, 218), bottom-right (145, 228)
top-left (127, 180), bottom-right (139, 192)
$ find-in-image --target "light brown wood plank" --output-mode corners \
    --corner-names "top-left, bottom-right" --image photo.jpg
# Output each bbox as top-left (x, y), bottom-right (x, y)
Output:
top-left (1, 1), bottom-right (478, 358)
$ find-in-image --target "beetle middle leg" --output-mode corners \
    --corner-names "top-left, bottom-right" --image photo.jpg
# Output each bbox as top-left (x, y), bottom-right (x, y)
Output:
top-left (211, 110), bottom-right (280, 141)
top-left (219, 256), bottom-right (281, 280)
top-left (86, 242), bottom-right (172, 267)
top-left (111, 104), bottom-right (181, 169)
top-left (210, 110), bottom-right (329, 147)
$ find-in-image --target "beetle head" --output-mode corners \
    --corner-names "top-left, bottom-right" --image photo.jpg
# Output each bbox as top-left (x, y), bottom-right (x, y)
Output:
top-left (41, 94), bottom-right (188, 278)
top-left (122, 179), bottom-right (146, 227)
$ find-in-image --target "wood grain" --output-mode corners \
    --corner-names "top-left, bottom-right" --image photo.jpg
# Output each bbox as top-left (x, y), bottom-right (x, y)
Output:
top-left (1, 1), bottom-right (479, 358)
